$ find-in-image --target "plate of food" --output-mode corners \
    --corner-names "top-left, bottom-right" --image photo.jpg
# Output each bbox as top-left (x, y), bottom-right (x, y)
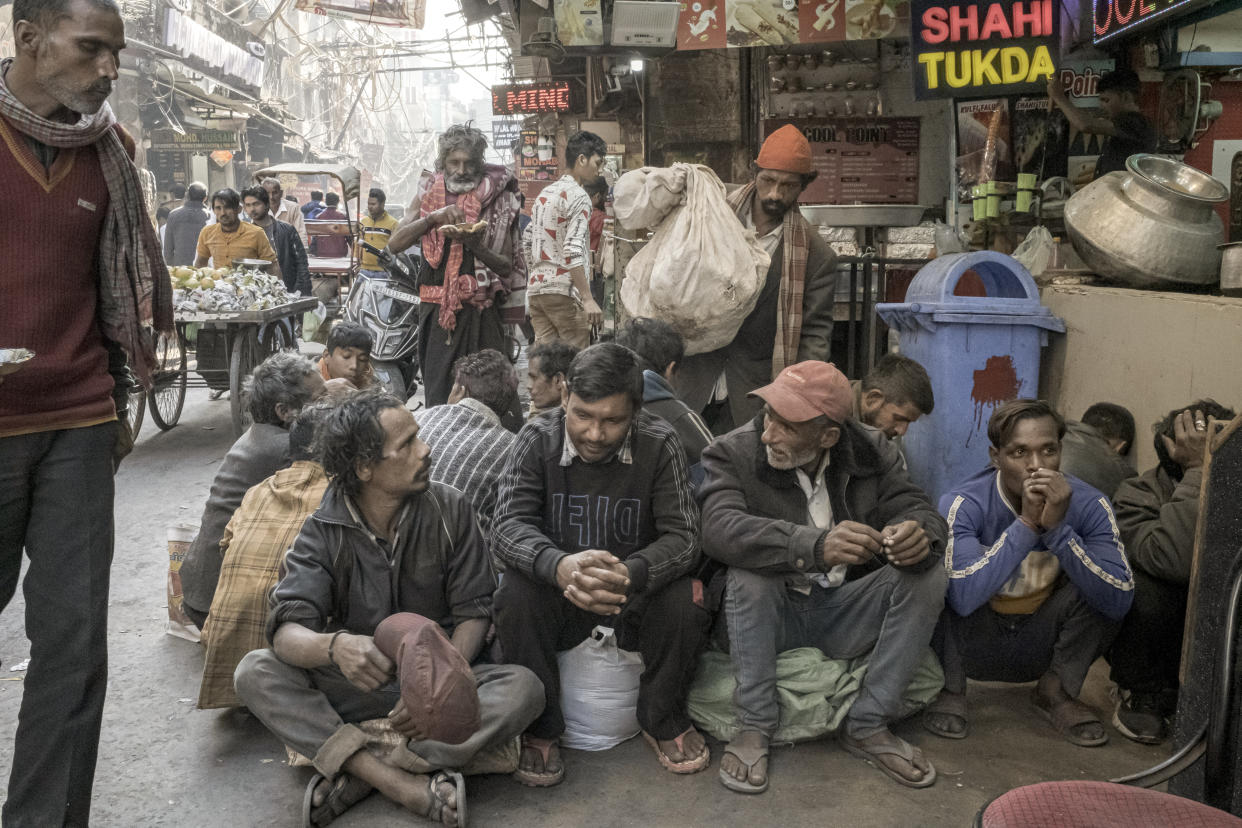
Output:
top-left (0, 348), bottom-right (34, 377)
top-left (232, 258), bottom-right (273, 269)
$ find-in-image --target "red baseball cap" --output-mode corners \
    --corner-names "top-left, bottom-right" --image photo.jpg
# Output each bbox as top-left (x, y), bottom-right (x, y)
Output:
top-left (750, 361), bottom-right (853, 424)
top-left (374, 613), bottom-right (480, 745)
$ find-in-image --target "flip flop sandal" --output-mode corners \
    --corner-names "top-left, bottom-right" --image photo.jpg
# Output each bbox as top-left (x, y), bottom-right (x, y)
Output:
top-left (425, 770), bottom-right (466, 828)
top-left (718, 740), bottom-right (770, 795)
top-left (642, 728), bottom-right (711, 774)
top-left (302, 772), bottom-right (375, 828)
top-left (922, 691), bottom-right (969, 740)
top-left (839, 731), bottom-right (937, 789)
top-left (1033, 692), bottom-right (1109, 747)
top-left (512, 736), bottom-right (565, 787)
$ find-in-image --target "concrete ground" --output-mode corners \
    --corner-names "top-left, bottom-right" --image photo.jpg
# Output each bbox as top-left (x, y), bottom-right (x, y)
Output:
top-left (0, 377), bottom-right (1172, 827)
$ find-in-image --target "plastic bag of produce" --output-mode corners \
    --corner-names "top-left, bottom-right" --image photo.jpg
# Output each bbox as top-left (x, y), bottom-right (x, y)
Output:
top-left (613, 165), bottom-right (688, 229)
top-left (558, 626), bottom-right (642, 751)
top-left (620, 164), bottom-right (770, 355)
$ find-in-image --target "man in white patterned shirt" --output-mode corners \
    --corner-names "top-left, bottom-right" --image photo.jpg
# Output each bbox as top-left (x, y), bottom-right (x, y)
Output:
top-left (416, 349), bottom-right (518, 542)
top-left (524, 131), bottom-right (607, 348)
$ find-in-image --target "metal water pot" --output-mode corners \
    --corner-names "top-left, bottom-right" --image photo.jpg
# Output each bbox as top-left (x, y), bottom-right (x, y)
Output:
top-left (1064, 154), bottom-right (1227, 288)
top-left (1220, 242), bottom-right (1242, 297)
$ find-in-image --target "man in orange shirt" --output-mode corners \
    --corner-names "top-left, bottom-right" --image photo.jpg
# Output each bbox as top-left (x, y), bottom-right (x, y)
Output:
top-left (195, 187), bottom-right (282, 280)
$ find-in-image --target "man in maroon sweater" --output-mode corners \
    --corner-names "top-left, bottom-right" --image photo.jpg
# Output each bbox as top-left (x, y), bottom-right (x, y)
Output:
top-left (0, 1), bottom-right (172, 825)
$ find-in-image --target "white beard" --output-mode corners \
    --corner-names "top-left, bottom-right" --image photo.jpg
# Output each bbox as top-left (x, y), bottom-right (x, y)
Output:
top-left (446, 175), bottom-right (482, 194)
top-left (765, 445), bottom-right (821, 471)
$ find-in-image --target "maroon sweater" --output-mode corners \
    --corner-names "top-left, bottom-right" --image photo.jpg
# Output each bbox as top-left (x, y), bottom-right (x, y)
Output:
top-left (0, 116), bottom-right (116, 437)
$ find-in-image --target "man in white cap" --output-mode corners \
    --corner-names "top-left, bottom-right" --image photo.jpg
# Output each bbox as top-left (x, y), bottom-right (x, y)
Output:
top-left (699, 360), bottom-right (947, 792)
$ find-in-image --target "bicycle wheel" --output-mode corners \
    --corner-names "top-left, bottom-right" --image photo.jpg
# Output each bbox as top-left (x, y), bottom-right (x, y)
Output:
top-left (127, 384), bottom-right (146, 441)
top-left (148, 330), bottom-right (188, 430)
top-left (229, 327), bottom-right (260, 437)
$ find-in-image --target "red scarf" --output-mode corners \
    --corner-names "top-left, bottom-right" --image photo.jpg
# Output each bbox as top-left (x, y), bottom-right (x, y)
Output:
top-left (419, 175), bottom-right (483, 332)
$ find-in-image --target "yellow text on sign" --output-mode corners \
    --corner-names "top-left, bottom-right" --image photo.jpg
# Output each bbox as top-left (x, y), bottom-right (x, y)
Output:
top-left (918, 44), bottom-right (1055, 89)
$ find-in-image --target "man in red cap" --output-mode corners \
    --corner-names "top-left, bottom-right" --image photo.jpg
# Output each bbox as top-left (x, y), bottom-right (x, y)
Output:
top-left (699, 360), bottom-right (948, 792)
top-left (678, 124), bottom-right (839, 431)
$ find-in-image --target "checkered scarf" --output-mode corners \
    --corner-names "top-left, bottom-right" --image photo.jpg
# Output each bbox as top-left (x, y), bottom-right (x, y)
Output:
top-left (727, 182), bottom-right (809, 377)
top-left (0, 59), bottom-right (173, 387)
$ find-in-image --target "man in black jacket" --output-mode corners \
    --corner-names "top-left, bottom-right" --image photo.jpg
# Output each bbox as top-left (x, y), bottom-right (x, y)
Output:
top-left (234, 389), bottom-right (543, 826)
top-left (243, 185), bottom-right (312, 296)
top-left (700, 360), bottom-right (947, 793)
top-left (492, 343), bottom-right (711, 786)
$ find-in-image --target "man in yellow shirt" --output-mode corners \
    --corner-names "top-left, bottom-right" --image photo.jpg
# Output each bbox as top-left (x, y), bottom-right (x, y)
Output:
top-left (356, 186), bottom-right (400, 277)
top-left (195, 187), bottom-right (282, 281)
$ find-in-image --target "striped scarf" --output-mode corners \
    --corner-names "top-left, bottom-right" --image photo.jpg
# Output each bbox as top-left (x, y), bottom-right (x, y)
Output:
top-left (0, 59), bottom-right (173, 386)
top-left (727, 182), bottom-right (809, 377)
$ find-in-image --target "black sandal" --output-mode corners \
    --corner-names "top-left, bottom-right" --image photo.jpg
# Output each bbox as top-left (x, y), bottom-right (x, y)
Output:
top-left (302, 772), bottom-right (375, 828)
top-left (424, 771), bottom-right (466, 827)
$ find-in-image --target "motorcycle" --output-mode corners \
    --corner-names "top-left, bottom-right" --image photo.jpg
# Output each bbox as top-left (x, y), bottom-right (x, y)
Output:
top-left (345, 242), bottom-right (421, 401)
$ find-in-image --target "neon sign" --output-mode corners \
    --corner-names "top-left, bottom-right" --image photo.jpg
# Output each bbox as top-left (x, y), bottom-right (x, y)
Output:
top-left (1093, 0), bottom-right (1214, 45)
top-left (491, 81), bottom-right (573, 116)
top-left (911, 0), bottom-right (1059, 100)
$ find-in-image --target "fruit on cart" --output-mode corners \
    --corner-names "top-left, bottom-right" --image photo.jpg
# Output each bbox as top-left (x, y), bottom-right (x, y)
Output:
top-left (174, 267), bottom-right (297, 313)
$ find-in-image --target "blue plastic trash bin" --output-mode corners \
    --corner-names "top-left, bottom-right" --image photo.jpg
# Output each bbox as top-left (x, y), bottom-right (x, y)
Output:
top-left (875, 252), bottom-right (1065, 503)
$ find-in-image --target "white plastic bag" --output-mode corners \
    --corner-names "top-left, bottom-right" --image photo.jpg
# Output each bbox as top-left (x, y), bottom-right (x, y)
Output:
top-left (620, 164), bottom-right (770, 355)
top-left (613, 166), bottom-right (687, 229)
top-left (933, 221), bottom-right (967, 256)
top-left (1012, 225), bottom-right (1055, 277)
top-left (558, 626), bottom-right (643, 751)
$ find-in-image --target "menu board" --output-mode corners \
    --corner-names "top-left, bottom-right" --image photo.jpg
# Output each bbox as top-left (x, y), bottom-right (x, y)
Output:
top-left (763, 117), bottom-right (920, 204)
top-left (516, 130), bottom-right (560, 183)
top-left (148, 149), bottom-right (187, 189)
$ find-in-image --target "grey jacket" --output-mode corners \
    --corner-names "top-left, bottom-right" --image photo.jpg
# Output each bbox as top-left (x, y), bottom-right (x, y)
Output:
top-left (1113, 465), bottom-right (1202, 584)
top-left (182, 423), bottom-right (291, 614)
top-left (699, 416), bottom-right (946, 585)
top-left (267, 482), bottom-right (495, 642)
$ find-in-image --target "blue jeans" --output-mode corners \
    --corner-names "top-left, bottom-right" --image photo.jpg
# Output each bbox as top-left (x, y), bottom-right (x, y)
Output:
top-left (725, 563), bottom-right (946, 739)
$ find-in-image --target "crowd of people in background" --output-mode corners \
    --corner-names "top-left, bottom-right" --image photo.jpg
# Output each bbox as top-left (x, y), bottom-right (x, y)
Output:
top-left (0, 1), bottom-right (1229, 822)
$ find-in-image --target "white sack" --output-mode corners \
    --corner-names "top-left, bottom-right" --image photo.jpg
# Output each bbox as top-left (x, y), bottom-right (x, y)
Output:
top-left (558, 626), bottom-right (642, 751)
top-left (620, 164), bottom-right (770, 355)
top-left (612, 166), bottom-right (687, 229)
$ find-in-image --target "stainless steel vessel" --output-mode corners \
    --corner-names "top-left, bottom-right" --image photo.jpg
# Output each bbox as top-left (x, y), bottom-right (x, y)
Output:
top-left (1219, 242), bottom-right (1242, 297)
top-left (1064, 154), bottom-right (1227, 288)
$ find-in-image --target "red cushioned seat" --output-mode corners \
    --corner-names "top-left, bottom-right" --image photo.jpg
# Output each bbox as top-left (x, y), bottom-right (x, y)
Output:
top-left (978, 781), bottom-right (1242, 828)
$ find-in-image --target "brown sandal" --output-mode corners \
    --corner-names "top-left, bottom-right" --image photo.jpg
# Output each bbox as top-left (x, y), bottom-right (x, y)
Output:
top-left (513, 735), bottom-right (565, 787)
top-left (642, 728), bottom-right (710, 774)
top-left (1033, 692), bottom-right (1109, 747)
top-left (840, 730), bottom-right (937, 788)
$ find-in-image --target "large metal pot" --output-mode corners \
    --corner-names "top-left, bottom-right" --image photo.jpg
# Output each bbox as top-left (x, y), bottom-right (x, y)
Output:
top-left (1064, 154), bottom-right (1227, 288)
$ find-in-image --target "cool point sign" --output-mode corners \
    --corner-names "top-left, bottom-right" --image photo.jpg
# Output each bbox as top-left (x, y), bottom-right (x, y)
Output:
top-left (911, 0), bottom-right (1059, 99)
top-left (1093, 0), bottom-right (1213, 44)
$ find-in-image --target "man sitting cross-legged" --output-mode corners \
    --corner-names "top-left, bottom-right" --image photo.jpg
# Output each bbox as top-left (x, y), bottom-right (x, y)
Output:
top-left (416, 349), bottom-right (519, 540)
top-left (700, 360), bottom-right (948, 792)
top-left (234, 389), bottom-right (544, 827)
top-left (492, 342), bottom-right (711, 786)
top-left (925, 399), bottom-right (1134, 748)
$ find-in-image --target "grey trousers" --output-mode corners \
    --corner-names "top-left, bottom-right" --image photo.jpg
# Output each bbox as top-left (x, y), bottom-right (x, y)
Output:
top-left (234, 650), bottom-right (545, 778)
top-left (677, 347), bottom-right (771, 427)
top-left (0, 422), bottom-right (117, 828)
top-left (932, 581), bottom-right (1121, 699)
top-left (725, 563), bottom-right (947, 739)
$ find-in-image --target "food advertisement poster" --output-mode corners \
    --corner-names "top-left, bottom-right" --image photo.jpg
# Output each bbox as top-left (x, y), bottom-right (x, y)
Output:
top-left (294, 0), bottom-right (425, 28)
top-left (554, 0), bottom-right (604, 46)
top-left (955, 98), bottom-right (1012, 195)
top-left (516, 130), bottom-right (560, 183)
top-left (762, 117), bottom-right (920, 204)
top-left (678, 0), bottom-right (907, 48)
top-left (910, 0), bottom-right (1058, 100)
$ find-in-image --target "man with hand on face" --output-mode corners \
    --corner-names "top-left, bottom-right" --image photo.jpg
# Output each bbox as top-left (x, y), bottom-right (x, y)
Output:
top-left (492, 343), bottom-right (710, 786)
top-left (678, 125), bottom-right (838, 429)
top-left (195, 187), bottom-right (281, 279)
top-left (1107, 400), bottom-right (1235, 745)
top-left (699, 360), bottom-right (947, 793)
top-left (387, 124), bottom-right (525, 407)
top-left (926, 400), bottom-right (1133, 748)
top-left (235, 388), bottom-right (543, 828)
top-left (243, 185), bottom-right (309, 296)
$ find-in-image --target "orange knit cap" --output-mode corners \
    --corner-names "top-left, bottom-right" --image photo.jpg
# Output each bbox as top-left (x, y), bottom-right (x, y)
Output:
top-left (756, 125), bottom-right (813, 175)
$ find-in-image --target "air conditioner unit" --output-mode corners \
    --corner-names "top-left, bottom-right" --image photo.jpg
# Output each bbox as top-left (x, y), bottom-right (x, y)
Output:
top-left (610, 1), bottom-right (680, 47)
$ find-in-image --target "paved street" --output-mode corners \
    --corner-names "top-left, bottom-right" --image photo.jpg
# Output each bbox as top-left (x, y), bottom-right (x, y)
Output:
top-left (0, 384), bottom-right (1170, 827)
